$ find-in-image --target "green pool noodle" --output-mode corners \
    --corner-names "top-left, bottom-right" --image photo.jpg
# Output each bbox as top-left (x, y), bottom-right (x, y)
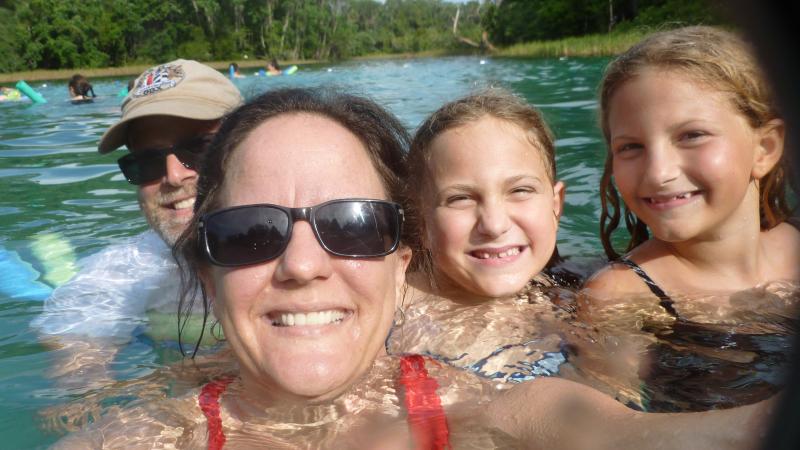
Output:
top-left (284, 65), bottom-right (298, 75)
top-left (30, 232), bottom-right (78, 287)
top-left (146, 311), bottom-right (223, 346)
top-left (15, 80), bottom-right (47, 104)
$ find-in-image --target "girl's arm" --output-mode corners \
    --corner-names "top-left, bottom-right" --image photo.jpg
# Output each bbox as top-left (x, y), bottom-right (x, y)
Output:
top-left (485, 376), bottom-right (773, 450)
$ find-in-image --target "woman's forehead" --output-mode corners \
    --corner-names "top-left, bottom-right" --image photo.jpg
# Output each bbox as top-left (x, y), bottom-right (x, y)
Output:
top-left (221, 114), bottom-right (387, 205)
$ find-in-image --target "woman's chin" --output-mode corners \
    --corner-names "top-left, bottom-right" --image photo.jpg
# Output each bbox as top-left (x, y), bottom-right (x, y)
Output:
top-left (261, 351), bottom-right (365, 400)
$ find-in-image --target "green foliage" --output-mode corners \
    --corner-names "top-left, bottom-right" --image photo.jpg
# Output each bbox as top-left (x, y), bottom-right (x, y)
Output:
top-left (623, 0), bottom-right (726, 29)
top-left (484, 0), bottom-right (726, 46)
top-left (0, 0), bottom-right (723, 73)
top-left (0, 7), bottom-right (25, 73)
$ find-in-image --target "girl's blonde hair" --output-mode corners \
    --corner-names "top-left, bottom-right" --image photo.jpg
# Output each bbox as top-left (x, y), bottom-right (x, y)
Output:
top-left (405, 88), bottom-right (557, 274)
top-left (598, 25), bottom-right (792, 260)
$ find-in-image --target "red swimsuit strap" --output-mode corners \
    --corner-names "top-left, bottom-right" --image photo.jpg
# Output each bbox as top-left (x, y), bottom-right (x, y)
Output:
top-left (399, 355), bottom-right (451, 450)
top-left (199, 376), bottom-right (235, 450)
top-left (199, 358), bottom-right (450, 450)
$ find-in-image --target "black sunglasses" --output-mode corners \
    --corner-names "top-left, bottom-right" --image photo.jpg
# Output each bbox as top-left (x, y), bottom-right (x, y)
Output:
top-left (199, 199), bottom-right (404, 267)
top-left (117, 133), bottom-right (215, 185)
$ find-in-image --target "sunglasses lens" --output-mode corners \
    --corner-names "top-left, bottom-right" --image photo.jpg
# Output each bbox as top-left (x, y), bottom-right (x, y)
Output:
top-left (315, 201), bottom-right (399, 257)
top-left (204, 206), bottom-right (291, 266)
top-left (118, 135), bottom-right (214, 185)
top-left (118, 153), bottom-right (165, 185)
top-left (174, 134), bottom-right (214, 169)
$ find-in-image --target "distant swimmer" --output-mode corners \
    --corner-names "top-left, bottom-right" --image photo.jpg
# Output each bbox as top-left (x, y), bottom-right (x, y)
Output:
top-left (0, 86), bottom-right (23, 102)
top-left (68, 74), bottom-right (96, 104)
top-left (228, 62), bottom-right (246, 78)
top-left (266, 57), bottom-right (282, 75)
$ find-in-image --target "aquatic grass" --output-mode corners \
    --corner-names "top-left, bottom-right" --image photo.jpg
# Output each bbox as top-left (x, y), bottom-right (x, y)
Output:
top-left (496, 31), bottom-right (651, 58)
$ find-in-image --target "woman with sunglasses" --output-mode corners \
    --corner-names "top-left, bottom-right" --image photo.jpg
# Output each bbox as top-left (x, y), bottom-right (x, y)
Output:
top-left (55, 88), bottom-right (772, 449)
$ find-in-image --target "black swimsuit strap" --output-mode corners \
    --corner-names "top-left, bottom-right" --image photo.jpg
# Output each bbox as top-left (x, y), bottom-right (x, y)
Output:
top-left (617, 258), bottom-right (678, 317)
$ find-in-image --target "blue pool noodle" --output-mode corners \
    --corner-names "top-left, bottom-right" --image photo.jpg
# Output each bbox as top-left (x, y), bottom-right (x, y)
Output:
top-left (15, 80), bottom-right (47, 104)
top-left (0, 247), bottom-right (52, 301)
top-left (229, 65), bottom-right (235, 79)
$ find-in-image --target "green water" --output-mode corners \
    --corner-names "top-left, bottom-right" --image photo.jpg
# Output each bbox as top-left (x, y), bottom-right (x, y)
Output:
top-left (0, 56), bottom-right (609, 448)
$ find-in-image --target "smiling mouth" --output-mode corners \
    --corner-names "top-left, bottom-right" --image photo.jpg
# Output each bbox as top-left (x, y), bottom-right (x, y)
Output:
top-left (469, 246), bottom-right (524, 260)
top-left (268, 309), bottom-right (350, 327)
top-left (170, 197), bottom-right (195, 210)
top-left (644, 190), bottom-right (702, 204)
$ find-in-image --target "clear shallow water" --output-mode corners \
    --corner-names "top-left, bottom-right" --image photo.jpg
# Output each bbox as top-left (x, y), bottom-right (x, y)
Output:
top-left (0, 56), bottom-right (608, 447)
top-left (1, 56), bottom-right (793, 448)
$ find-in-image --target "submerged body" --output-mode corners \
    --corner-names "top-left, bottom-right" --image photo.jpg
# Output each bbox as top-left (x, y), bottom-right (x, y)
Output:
top-left (582, 278), bottom-right (799, 411)
top-left (582, 26), bottom-right (799, 411)
top-left (54, 355), bottom-right (516, 449)
top-left (391, 275), bottom-right (572, 385)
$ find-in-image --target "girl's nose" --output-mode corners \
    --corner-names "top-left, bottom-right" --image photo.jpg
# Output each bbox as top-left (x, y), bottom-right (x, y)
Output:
top-left (476, 201), bottom-right (512, 238)
top-left (647, 143), bottom-right (681, 185)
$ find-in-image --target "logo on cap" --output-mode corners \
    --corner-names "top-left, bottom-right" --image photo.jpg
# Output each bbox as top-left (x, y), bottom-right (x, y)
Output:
top-left (134, 64), bottom-right (186, 97)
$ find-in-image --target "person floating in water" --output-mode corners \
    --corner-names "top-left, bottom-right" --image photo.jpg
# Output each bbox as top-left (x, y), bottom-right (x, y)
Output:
top-left (228, 62), bottom-right (246, 78)
top-left (67, 74), bottom-right (96, 103)
top-left (266, 57), bottom-right (282, 75)
top-left (32, 59), bottom-right (243, 393)
top-left (0, 86), bottom-right (23, 102)
top-left (390, 88), bottom-right (573, 386)
top-left (581, 25), bottom-right (799, 411)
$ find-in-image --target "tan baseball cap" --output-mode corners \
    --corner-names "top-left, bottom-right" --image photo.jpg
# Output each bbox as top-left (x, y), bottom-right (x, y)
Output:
top-left (98, 59), bottom-right (244, 153)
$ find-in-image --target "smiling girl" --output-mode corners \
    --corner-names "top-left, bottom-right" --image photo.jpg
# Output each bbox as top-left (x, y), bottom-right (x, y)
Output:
top-left (585, 25), bottom-right (799, 312)
top-left (389, 89), bottom-right (578, 385)
top-left (581, 26), bottom-right (799, 411)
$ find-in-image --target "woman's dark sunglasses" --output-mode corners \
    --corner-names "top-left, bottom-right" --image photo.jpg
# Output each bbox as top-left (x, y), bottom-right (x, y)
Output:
top-left (199, 199), bottom-right (404, 267)
top-left (117, 134), bottom-right (215, 185)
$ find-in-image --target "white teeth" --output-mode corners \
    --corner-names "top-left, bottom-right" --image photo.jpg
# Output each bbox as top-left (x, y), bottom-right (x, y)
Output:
top-left (475, 247), bottom-right (521, 259)
top-left (498, 247), bottom-right (521, 258)
top-left (173, 198), bottom-right (195, 210)
top-left (649, 192), bottom-right (696, 203)
top-left (274, 310), bottom-right (346, 327)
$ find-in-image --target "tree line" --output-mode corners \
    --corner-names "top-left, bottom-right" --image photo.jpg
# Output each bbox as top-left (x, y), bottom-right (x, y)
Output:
top-left (0, 0), bottom-right (722, 73)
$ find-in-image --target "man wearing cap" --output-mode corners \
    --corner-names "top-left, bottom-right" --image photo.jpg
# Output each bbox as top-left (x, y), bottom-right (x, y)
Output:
top-left (32, 60), bottom-right (242, 390)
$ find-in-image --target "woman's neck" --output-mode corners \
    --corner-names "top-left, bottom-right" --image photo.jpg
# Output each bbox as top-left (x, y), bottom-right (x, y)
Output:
top-left (227, 355), bottom-right (399, 424)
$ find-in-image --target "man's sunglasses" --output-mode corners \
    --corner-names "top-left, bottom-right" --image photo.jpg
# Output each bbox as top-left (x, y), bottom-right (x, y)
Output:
top-left (199, 199), bottom-right (404, 267)
top-left (117, 134), bottom-right (215, 185)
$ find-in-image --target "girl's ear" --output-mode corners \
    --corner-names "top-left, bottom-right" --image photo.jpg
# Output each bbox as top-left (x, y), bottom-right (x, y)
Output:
top-left (752, 119), bottom-right (785, 179)
top-left (552, 180), bottom-right (566, 220)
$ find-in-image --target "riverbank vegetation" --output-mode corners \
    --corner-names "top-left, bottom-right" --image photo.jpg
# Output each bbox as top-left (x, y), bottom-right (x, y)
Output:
top-left (0, 0), bottom-right (724, 74)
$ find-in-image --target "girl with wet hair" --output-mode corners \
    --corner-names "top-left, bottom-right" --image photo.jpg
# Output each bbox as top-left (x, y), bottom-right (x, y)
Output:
top-left (582, 26), bottom-right (798, 411)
